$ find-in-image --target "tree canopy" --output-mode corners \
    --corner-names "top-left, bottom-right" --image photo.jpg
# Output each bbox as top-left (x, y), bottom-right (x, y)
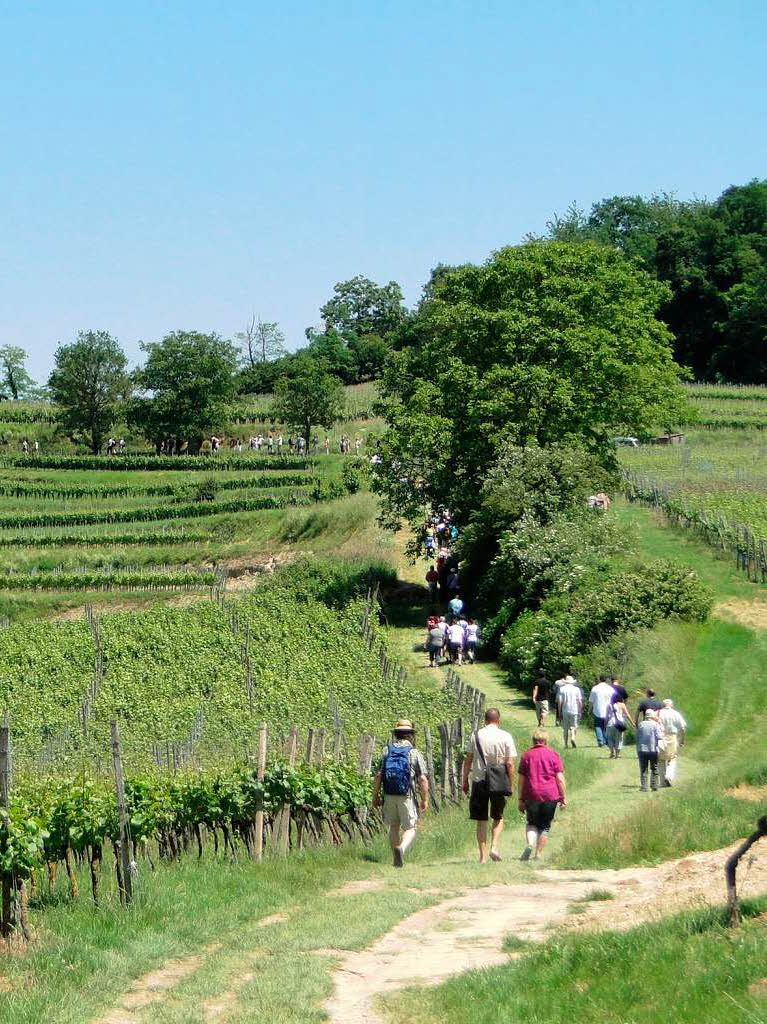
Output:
top-left (47, 331), bottom-right (129, 453)
top-left (320, 275), bottom-right (407, 337)
top-left (0, 346), bottom-right (40, 401)
top-left (129, 331), bottom-right (239, 452)
top-left (543, 180), bottom-right (767, 382)
top-left (373, 241), bottom-right (693, 528)
top-left (270, 357), bottom-right (344, 443)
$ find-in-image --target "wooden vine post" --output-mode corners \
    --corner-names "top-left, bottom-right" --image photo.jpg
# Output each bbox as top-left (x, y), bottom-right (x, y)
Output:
top-left (254, 722), bottom-right (268, 862)
top-left (274, 727), bottom-right (298, 854)
top-left (110, 721), bottom-right (133, 905)
top-left (726, 815), bottom-right (767, 927)
top-left (0, 720), bottom-right (10, 937)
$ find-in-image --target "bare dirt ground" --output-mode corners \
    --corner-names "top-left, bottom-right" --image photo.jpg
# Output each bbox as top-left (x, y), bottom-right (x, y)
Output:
top-left (325, 839), bottom-right (767, 1024)
top-left (715, 598), bottom-right (767, 631)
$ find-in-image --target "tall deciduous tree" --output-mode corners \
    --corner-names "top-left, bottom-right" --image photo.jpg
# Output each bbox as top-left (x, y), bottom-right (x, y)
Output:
top-left (129, 331), bottom-right (238, 452)
top-left (270, 357), bottom-right (344, 444)
top-left (0, 346), bottom-right (39, 400)
top-left (236, 315), bottom-right (286, 367)
top-left (47, 331), bottom-right (129, 453)
top-left (374, 241), bottom-right (694, 529)
top-left (320, 276), bottom-right (406, 337)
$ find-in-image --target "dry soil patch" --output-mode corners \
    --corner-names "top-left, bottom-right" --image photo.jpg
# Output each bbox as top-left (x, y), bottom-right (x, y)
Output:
top-left (726, 784), bottom-right (767, 803)
top-left (715, 599), bottom-right (767, 631)
top-left (325, 839), bottom-right (767, 1024)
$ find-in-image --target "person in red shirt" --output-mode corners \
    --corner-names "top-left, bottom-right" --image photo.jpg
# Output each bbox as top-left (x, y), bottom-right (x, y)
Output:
top-left (517, 729), bottom-right (566, 861)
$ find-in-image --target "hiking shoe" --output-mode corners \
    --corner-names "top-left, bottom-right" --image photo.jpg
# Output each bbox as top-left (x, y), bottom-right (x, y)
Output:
top-left (519, 847), bottom-right (532, 861)
top-left (393, 846), bottom-right (404, 868)
top-left (489, 851), bottom-right (502, 862)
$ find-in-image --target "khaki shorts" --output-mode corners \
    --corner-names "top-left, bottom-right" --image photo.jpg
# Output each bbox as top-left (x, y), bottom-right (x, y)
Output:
top-left (536, 700), bottom-right (549, 715)
top-left (382, 794), bottom-right (419, 830)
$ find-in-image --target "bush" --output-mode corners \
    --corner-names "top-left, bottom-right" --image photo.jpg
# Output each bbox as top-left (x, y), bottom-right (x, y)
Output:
top-left (501, 559), bottom-right (713, 683)
top-left (194, 477), bottom-right (218, 503)
top-left (341, 457), bottom-right (368, 495)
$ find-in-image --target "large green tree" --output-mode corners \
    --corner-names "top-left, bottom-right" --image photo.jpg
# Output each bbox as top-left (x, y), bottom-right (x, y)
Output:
top-left (129, 331), bottom-right (238, 452)
top-left (373, 241), bottom-right (693, 528)
top-left (270, 357), bottom-right (344, 444)
top-left (0, 346), bottom-right (40, 400)
top-left (47, 331), bottom-right (129, 453)
top-left (320, 275), bottom-right (407, 337)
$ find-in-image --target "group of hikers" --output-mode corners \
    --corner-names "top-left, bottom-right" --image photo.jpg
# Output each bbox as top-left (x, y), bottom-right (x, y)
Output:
top-left (208, 433), bottom-right (365, 455)
top-left (374, 711), bottom-right (565, 867)
top-left (20, 439), bottom-right (40, 453)
top-left (532, 672), bottom-right (688, 789)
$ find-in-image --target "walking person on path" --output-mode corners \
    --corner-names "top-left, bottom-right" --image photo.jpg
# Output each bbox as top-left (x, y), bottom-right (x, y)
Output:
top-left (447, 619), bottom-right (464, 665)
top-left (637, 689), bottom-right (662, 722)
top-left (373, 720), bottom-right (428, 868)
top-left (532, 673), bottom-right (551, 727)
top-left (465, 619), bottom-right (480, 664)
top-left (448, 593), bottom-right (464, 618)
top-left (658, 699), bottom-right (687, 787)
top-left (425, 565), bottom-right (439, 603)
top-left (517, 729), bottom-right (566, 861)
top-left (589, 675), bottom-right (616, 748)
top-left (557, 674), bottom-right (582, 748)
top-left (605, 696), bottom-right (634, 758)
top-left (635, 709), bottom-right (664, 791)
top-left (461, 708), bottom-right (516, 864)
top-left (426, 619), bottom-right (445, 667)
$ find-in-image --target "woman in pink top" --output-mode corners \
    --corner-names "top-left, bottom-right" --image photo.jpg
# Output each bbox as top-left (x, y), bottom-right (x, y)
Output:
top-left (516, 729), bottom-right (566, 860)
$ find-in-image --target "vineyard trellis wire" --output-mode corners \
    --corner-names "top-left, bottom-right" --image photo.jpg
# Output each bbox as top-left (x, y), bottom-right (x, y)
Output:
top-left (623, 470), bottom-right (767, 583)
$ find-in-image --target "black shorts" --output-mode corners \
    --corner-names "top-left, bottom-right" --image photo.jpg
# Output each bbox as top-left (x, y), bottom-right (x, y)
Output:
top-left (525, 800), bottom-right (558, 834)
top-left (469, 780), bottom-right (507, 821)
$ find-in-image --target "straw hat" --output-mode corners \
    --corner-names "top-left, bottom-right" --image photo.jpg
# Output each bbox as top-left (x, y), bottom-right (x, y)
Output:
top-left (394, 718), bottom-right (415, 733)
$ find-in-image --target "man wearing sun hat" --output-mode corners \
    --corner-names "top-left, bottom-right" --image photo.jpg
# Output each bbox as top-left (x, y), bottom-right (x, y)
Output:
top-left (373, 719), bottom-right (428, 868)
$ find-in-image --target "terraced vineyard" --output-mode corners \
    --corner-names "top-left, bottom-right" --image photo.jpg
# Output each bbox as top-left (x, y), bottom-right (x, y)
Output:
top-left (687, 382), bottom-right (767, 429)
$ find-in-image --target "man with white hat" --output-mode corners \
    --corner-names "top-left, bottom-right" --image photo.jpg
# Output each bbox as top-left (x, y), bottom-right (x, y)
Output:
top-left (373, 719), bottom-right (428, 868)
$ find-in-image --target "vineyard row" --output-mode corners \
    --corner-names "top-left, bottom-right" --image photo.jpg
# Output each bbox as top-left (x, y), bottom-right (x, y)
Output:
top-left (0, 473), bottom-right (313, 501)
top-left (623, 471), bottom-right (767, 583)
top-left (0, 454), bottom-right (315, 472)
top-left (0, 491), bottom-right (311, 530)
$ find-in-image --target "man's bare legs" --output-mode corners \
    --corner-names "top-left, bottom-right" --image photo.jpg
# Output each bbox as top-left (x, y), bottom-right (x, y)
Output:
top-left (476, 821), bottom-right (488, 863)
top-left (389, 822), bottom-right (416, 867)
top-left (490, 817), bottom-right (503, 860)
top-left (476, 819), bottom-right (503, 863)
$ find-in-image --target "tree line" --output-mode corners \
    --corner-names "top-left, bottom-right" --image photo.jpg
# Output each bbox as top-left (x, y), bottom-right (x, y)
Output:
top-left (539, 178), bottom-right (767, 383)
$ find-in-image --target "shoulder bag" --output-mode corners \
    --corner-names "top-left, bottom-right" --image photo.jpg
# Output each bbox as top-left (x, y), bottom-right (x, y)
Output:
top-left (474, 734), bottom-right (512, 796)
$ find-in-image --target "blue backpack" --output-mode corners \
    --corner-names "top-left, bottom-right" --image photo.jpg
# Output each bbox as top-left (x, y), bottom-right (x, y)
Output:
top-left (383, 743), bottom-right (412, 795)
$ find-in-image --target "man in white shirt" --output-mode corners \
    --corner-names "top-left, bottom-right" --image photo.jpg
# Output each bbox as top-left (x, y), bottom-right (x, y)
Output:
top-left (589, 675), bottom-right (616, 748)
top-left (557, 675), bottom-right (583, 749)
top-left (461, 708), bottom-right (516, 864)
top-left (448, 621), bottom-right (464, 665)
top-left (658, 699), bottom-right (687, 787)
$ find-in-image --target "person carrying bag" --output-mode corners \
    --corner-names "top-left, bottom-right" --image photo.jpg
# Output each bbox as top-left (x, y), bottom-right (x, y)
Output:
top-left (461, 708), bottom-right (517, 863)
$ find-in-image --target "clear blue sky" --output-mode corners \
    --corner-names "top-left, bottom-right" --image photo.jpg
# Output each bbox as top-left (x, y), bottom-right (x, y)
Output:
top-left (3, 0), bottom-right (765, 381)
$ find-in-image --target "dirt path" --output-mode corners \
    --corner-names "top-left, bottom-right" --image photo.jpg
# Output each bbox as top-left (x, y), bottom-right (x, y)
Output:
top-left (325, 839), bottom-right (767, 1024)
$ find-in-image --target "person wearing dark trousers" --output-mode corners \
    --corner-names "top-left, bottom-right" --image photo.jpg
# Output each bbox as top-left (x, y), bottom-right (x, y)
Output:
top-left (635, 710), bottom-right (664, 791)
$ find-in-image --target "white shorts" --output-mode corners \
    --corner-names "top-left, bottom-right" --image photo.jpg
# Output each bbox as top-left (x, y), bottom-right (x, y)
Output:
top-left (382, 794), bottom-right (419, 830)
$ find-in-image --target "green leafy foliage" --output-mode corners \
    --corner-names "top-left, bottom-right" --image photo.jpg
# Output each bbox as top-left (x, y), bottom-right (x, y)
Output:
top-left (501, 559), bottom-right (713, 683)
top-left (375, 241), bottom-right (693, 528)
